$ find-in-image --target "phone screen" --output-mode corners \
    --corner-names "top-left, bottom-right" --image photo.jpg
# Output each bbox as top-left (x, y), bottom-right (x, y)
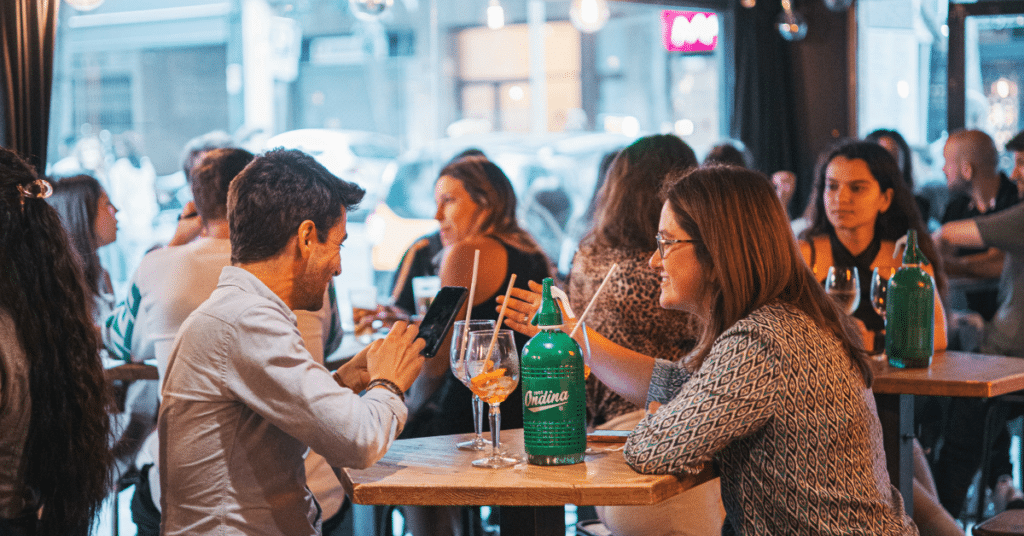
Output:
top-left (416, 286), bottom-right (469, 357)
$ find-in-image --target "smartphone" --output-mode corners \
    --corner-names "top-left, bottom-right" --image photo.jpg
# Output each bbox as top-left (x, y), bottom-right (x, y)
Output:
top-left (586, 429), bottom-right (631, 443)
top-left (415, 286), bottom-right (469, 358)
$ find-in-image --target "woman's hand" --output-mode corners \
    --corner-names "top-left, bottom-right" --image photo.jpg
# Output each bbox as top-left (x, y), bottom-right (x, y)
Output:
top-left (496, 280), bottom-right (543, 338)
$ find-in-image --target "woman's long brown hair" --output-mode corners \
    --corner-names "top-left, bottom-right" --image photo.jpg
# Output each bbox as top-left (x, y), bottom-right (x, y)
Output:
top-left (584, 134), bottom-right (697, 254)
top-left (663, 165), bottom-right (873, 386)
top-left (438, 155), bottom-right (545, 256)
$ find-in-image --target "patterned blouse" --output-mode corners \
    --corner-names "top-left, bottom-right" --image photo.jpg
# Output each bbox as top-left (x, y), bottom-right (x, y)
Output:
top-left (624, 302), bottom-right (917, 535)
top-left (568, 246), bottom-right (701, 426)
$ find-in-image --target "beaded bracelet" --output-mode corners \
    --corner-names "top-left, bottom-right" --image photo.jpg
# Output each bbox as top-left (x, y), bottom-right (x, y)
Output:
top-left (366, 378), bottom-right (404, 402)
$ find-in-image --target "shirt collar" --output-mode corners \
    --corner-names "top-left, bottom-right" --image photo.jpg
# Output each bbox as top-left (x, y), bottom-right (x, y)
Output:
top-left (217, 266), bottom-right (298, 324)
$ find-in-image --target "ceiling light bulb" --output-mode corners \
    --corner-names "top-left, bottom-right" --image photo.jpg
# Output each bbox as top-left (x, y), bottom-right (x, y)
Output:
top-left (570, 0), bottom-right (610, 34)
top-left (487, 0), bottom-right (505, 30)
top-left (64, 0), bottom-right (104, 11)
top-left (822, 0), bottom-right (853, 12)
top-left (776, 5), bottom-right (808, 41)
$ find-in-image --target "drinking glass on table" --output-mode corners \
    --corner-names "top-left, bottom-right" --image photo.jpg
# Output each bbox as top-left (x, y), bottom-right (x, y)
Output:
top-left (349, 287), bottom-right (380, 344)
top-left (825, 266), bottom-right (860, 315)
top-left (870, 267), bottom-right (896, 359)
top-left (411, 276), bottom-right (441, 319)
top-left (450, 319), bottom-right (495, 451)
top-left (466, 329), bottom-right (520, 468)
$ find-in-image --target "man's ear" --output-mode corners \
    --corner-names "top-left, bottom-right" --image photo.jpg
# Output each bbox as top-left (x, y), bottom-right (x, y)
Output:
top-left (961, 160), bottom-right (975, 182)
top-left (296, 220), bottom-right (317, 258)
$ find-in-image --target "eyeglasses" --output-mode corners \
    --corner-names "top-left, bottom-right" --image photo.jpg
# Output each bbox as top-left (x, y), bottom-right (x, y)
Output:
top-left (655, 233), bottom-right (699, 259)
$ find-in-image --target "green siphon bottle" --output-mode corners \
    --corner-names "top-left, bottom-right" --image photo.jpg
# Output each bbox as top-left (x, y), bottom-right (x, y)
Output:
top-left (520, 278), bottom-right (587, 465)
top-left (885, 229), bottom-right (935, 368)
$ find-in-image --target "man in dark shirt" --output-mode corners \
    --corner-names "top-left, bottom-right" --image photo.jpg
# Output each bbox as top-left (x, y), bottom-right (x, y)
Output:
top-left (1007, 130), bottom-right (1024, 200)
top-left (940, 129), bottom-right (1020, 321)
top-left (931, 130), bottom-right (1023, 518)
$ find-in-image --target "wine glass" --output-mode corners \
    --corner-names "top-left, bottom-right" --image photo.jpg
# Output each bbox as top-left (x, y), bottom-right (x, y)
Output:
top-left (466, 329), bottom-right (520, 468)
top-left (566, 319), bottom-right (602, 456)
top-left (871, 267), bottom-right (896, 359)
top-left (450, 319), bottom-right (495, 451)
top-left (825, 266), bottom-right (861, 315)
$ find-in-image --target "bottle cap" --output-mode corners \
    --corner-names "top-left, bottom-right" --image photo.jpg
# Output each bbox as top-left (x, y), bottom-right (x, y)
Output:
top-left (534, 278), bottom-right (563, 327)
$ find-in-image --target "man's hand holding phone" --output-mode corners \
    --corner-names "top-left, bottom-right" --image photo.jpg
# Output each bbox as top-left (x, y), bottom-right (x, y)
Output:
top-left (365, 321), bottom-right (427, 394)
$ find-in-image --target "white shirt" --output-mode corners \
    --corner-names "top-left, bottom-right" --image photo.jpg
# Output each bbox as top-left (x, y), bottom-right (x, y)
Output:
top-left (159, 267), bottom-right (405, 535)
top-left (103, 237), bottom-right (346, 518)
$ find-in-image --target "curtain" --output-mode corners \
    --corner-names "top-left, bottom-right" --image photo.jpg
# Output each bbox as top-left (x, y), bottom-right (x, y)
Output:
top-left (1, 0), bottom-right (59, 173)
top-left (732, 1), bottom-right (801, 189)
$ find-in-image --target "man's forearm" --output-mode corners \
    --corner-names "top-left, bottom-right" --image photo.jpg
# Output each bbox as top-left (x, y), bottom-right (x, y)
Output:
top-left (936, 219), bottom-right (984, 249)
top-left (943, 248), bottom-right (1005, 279)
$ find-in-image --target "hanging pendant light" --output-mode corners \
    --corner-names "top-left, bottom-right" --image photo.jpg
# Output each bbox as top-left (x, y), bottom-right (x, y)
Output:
top-left (776, 0), bottom-right (808, 41)
top-left (487, 0), bottom-right (505, 30)
top-left (822, 0), bottom-right (853, 12)
top-left (349, 0), bottom-right (393, 21)
top-left (570, 0), bottom-right (610, 34)
top-left (64, 0), bottom-right (104, 11)
top-left (741, 0), bottom-right (756, 8)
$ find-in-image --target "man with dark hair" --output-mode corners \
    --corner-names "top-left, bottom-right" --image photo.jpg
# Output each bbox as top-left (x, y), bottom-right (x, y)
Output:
top-left (1007, 129), bottom-right (1024, 199)
top-left (105, 147), bottom-right (346, 534)
top-left (702, 141), bottom-right (750, 168)
top-left (159, 148), bottom-right (425, 535)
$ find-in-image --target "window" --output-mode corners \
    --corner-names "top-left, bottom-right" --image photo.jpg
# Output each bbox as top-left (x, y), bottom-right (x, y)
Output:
top-left (47, 0), bottom-right (730, 303)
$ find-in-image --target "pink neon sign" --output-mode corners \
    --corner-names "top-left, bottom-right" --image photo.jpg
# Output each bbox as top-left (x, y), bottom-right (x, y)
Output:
top-left (661, 10), bottom-right (718, 53)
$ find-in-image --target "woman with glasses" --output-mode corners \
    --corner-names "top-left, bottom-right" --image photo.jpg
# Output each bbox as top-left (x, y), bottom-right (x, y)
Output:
top-left (567, 135), bottom-right (722, 536)
top-left (500, 165), bottom-right (917, 534)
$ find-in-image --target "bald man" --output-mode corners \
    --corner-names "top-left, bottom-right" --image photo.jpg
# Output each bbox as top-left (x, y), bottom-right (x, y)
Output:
top-left (940, 129), bottom-right (1020, 322)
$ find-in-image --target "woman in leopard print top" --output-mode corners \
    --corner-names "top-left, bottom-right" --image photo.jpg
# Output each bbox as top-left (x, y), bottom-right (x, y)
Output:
top-left (568, 134), bottom-right (702, 427)
top-left (502, 166), bottom-right (917, 535)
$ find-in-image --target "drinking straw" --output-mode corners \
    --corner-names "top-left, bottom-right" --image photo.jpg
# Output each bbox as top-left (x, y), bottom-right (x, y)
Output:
top-left (484, 273), bottom-right (517, 363)
top-left (458, 250), bottom-right (482, 362)
top-left (569, 263), bottom-right (618, 338)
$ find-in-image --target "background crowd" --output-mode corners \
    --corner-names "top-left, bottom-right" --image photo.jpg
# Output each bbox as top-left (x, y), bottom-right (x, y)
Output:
top-left (2, 122), bottom-right (1024, 535)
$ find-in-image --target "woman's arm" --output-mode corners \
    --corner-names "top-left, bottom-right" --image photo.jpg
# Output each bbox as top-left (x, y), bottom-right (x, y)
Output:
top-left (933, 219), bottom-right (984, 250)
top-left (624, 326), bottom-right (781, 476)
top-left (584, 327), bottom-right (656, 407)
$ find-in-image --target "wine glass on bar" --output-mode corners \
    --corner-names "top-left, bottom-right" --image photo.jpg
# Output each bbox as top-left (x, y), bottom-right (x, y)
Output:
top-left (466, 329), bottom-right (520, 468)
top-left (450, 319), bottom-right (495, 451)
top-left (871, 267), bottom-right (896, 360)
top-left (825, 266), bottom-right (860, 315)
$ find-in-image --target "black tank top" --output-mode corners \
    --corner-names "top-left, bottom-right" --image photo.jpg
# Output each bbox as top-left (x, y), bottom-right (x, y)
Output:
top-left (400, 238), bottom-right (550, 438)
top-left (827, 233), bottom-right (884, 333)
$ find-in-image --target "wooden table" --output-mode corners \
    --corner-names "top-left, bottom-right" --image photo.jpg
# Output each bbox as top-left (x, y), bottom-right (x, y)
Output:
top-left (104, 362), bottom-right (159, 382)
top-left (872, 350), bottom-right (1024, 516)
top-left (339, 429), bottom-right (713, 536)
